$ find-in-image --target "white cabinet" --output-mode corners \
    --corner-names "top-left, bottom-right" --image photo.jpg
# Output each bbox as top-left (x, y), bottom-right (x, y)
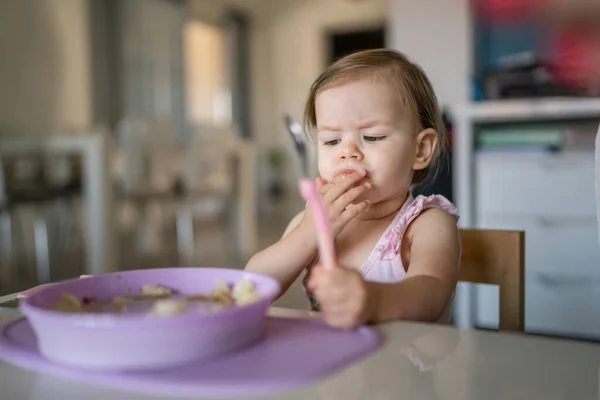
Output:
top-left (476, 152), bottom-right (596, 216)
top-left (526, 271), bottom-right (600, 338)
top-left (475, 271), bottom-right (600, 338)
top-left (474, 151), bottom-right (600, 338)
top-left (477, 213), bottom-right (600, 275)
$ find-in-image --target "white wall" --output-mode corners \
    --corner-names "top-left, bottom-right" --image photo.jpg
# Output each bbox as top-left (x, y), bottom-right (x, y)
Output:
top-left (0, 0), bottom-right (92, 135)
top-left (266, 0), bottom-right (388, 134)
top-left (388, 0), bottom-right (472, 108)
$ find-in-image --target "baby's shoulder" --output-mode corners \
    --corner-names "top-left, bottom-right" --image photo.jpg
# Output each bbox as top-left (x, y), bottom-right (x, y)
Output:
top-left (402, 195), bottom-right (459, 243)
top-left (405, 194), bottom-right (459, 222)
top-left (402, 196), bottom-right (461, 269)
top-left (410, 206), bottom-right (458, 231)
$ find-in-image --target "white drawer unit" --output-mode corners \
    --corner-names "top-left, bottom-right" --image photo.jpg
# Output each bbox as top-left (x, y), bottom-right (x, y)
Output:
top-left (476, 151), bottom-right (596, 216)
top-left (474, 150), bottom-right (600, 339)
top-left (477, 212), bottom-right (600, 275)
top-left (475, 272), bottom-right (600, 339)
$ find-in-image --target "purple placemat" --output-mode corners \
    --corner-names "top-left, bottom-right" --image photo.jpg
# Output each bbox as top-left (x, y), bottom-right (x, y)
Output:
top-left (0, 316), bottom-right (380, 398)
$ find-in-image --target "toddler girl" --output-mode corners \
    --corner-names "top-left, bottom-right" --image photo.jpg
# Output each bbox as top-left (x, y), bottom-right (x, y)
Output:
top-left (245, 49), bottom-right (460, 329)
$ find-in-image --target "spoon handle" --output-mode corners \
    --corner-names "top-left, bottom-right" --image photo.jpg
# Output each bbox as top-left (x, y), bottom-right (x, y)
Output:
top-left (299, 178), bottom-right (336, 269)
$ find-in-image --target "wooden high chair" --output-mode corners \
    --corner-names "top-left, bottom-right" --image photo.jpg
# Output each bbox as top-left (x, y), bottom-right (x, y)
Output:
top-left (458, 229), bottom-right (525, 332)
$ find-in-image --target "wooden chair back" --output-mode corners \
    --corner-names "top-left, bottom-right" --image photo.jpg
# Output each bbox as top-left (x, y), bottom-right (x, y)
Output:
top-left (458, 229), bottom-right (525, 332)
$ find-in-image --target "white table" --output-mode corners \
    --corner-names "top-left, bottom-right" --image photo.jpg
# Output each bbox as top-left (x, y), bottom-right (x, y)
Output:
top-left (1, 292), bottom-right (599, 400)
top-left (0, 133), bottom-right (115, 276)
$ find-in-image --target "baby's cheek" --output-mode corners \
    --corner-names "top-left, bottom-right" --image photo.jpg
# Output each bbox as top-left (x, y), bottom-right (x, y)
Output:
top-left (375, 171), bottom-right (409, 195)
top-left (316, 164), bottom-right (335, 182)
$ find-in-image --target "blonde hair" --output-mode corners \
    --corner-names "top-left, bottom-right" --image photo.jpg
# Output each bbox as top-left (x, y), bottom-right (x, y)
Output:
top-left (303, 48), bottom-right (446, 185)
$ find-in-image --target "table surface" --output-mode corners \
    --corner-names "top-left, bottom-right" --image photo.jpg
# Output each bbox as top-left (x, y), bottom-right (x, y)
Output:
top-left (1, 292), bottom-right (599, 400)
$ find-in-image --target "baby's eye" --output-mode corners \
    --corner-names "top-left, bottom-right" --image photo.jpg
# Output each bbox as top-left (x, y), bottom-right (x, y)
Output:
top-left (323, 139), bottom-right (340, 146)
top-left (364, 136), bottom-right (386, 143)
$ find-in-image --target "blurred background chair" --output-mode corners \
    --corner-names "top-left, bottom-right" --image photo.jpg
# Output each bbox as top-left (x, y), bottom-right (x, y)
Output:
top-left (0, 146), bottom-right (85, 295)
top-left (112, 117), bottom-right (251, 270)
top-left (176, 122), bottom-right (237, 265)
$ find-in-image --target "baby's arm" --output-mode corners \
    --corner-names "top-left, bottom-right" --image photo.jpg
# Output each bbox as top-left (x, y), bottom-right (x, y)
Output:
top-left (368, 207), bottom-right (460, 323)
top-left (244, 211), bottom-right (318, 296)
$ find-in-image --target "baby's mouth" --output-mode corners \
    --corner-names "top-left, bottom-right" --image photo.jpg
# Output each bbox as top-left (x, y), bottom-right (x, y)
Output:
top-left (337, 169), bottom-right (355, 178)
top-left (335, 167), bottom-right (367, 177)
top-left (333, 170), bottom-right (372, 193)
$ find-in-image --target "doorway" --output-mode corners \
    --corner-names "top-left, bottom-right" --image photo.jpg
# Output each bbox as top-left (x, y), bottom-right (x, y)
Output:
top-left (327, 26), bottom-right (386, 64)
top-left (183, 20), bottom-right (232, 127)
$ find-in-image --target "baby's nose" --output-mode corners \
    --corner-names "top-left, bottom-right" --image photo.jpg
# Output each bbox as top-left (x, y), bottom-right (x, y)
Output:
top-left (340, 142), bottom-right (363, 160)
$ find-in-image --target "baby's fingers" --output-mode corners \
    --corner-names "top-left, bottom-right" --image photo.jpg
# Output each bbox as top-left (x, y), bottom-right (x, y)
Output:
top-left (306, 266), bottom-right (324, 291)
top-left (323, 170), bottom-right (366, 203)
top-left (333, 183), bottom-right (371, 213)
top-left (317, 177), bottom-right (335, 197)
top-left (338, 200), bottom-right (370, 226)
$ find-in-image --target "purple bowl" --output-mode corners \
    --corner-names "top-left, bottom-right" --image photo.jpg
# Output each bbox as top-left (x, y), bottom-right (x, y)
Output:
top-left (19, 268), bottom-right (280, 371)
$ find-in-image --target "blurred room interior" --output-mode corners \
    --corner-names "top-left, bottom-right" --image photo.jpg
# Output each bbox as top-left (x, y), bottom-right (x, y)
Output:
top-left (1, 0), bottom-right (600, 340)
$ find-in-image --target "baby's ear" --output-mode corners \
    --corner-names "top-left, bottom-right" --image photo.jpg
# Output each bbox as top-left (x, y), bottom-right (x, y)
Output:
top-left (413, 128), bottom-right (438, 171)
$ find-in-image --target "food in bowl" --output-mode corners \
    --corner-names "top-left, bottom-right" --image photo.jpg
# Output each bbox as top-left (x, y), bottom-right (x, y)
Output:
top-left (149, 299), bottom-right (188, 316)
top-left (141, 284), bottom-right (172, 297)
top-left (50, 278), bottom-right (259, 317)
top-left (51, 293), bottom-right (83, 312)
top-left (232, 277), bottom-right (260, 305)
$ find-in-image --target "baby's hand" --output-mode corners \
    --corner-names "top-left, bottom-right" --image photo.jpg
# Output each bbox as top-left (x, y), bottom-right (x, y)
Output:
top-left (307, 264), bottom-right (378, 329)
top-left (300, 170), bottom-right (371, 240)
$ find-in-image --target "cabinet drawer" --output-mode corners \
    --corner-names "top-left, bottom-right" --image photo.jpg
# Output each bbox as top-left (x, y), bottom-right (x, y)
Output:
top-left (475, 272), bottom-right (600, 339)
top-left (477, 212), bottom-right (600, 274)
top-left (476, 152), bottom-right (596, 216)
top-left (526, 272), bottom-right (600, 338)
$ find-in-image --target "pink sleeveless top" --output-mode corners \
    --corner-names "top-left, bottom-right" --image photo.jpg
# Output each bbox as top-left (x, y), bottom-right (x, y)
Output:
top-left (304, 194), bottom-right (460, 314)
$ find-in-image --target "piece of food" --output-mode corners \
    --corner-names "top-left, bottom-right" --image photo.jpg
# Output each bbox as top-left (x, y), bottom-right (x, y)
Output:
top-left (209, 290), bottom-right (235, 306)
top-left (149, 299), bottom-right (187, 316)
top-left (232, 278), bottom-right (259, 305)
top-left (140, 284), bottom-right (172, 297)
top-left (184, 294), bottom-right (210, 301)
top-left (112, 296), bottom-right (135, 308)
top-left (212, 280), bottom-right (230, 294)
top-left (52, 293), bottom-right (83, 312)
top-left (205, 279), bottom-right (234, 305)
top-left (110, 284), bottom-right (173, 304)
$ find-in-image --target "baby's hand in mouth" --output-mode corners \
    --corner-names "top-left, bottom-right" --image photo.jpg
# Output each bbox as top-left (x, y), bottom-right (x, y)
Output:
top-left (332, 169), bottom-right (369, 191)
top-left (303, 168), bottom-right (371, 239)
top-left (334, 168), bottom-right (366, 181)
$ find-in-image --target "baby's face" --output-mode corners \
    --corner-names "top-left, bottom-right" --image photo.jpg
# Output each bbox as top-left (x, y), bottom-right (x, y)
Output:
top-left (315, 79), bottom-right (418, 205)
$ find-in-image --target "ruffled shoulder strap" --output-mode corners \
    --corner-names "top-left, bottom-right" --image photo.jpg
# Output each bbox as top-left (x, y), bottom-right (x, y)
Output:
top-left (376, 195), bottom-right (459, 261)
